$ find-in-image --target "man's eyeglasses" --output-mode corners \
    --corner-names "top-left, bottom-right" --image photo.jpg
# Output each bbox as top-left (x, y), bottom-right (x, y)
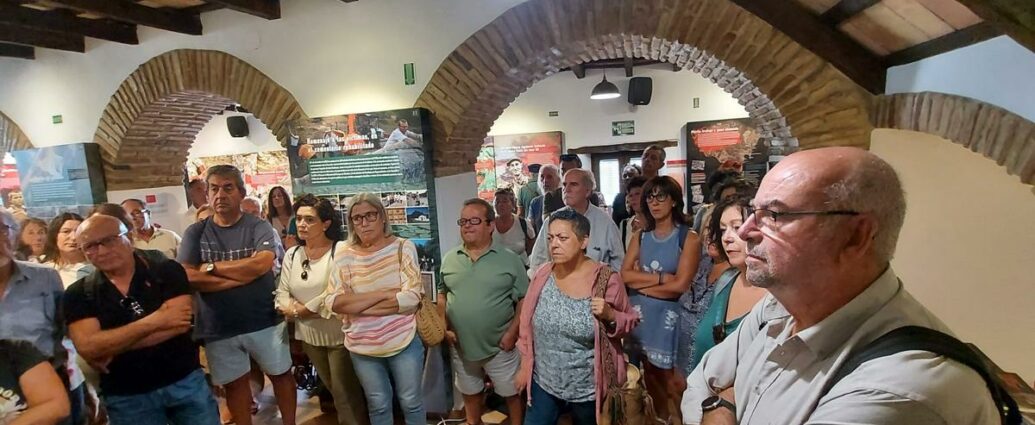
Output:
top-left (80, 231), bottom-right (128, 254)
top-left (120, 296), bottom-right (145, 319)
top-left (128, 209), bottom-right (149, 218)
top-left (300, 259), bottom-right (310, 281)
top-left (349, 211), bottom-right (380, 224)
top-left (457, 217), bottom-right (489, 226)
top-left (0, 224), bottom-right (12, 236)
top-left (748, 208), bottom-right (860, 228)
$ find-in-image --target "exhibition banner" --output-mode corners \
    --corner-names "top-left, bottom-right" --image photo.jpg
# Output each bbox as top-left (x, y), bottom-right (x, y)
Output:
top-left (11, 143), bottom-right (107, 219)
top-left (286, 108), bottom-right (439, 265)
top-left (685, 119), bottom-right (770, 207)
top-left (474, 131), bottom-right (563, 200)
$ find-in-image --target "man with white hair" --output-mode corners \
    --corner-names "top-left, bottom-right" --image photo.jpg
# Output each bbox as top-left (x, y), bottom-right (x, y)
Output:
top-left (527, 168), bottom-right (624, 274)
top-left (240, 196), bottom-right (263, 218)
top-left (680, 147), bottom-right (1002, 424)
top-left (525, 164), bottom-right (562, 232)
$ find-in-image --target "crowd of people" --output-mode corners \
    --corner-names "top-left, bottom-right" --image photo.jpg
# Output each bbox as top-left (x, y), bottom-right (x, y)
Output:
top-left (0, 146), bottom-right (1009, 425)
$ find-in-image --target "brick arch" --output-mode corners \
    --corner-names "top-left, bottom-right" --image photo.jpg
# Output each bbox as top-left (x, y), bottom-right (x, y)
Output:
top-left (415, 0), bottom-right (875, 176)
top-left (875, 92), bottom-right (1035, 186)
top-left (94, 49), bottom-right (307, 190)
top-left (0, 111), bottom-right (32, 153)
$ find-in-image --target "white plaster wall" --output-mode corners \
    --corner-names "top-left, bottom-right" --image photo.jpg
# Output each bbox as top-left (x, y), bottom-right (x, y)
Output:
top-left (188, 111), bottom-right (281, 158)
top-left (871, 129), bottom-right (1035, 381)
top-left (886, 36), bottom-right (1035, 123)
top-left (0, 0), bottom-right (527, 147)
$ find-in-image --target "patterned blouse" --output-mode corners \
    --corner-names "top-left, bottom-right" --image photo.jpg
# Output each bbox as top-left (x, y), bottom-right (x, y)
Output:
top-left (532, 275), bottom-right (596, 402)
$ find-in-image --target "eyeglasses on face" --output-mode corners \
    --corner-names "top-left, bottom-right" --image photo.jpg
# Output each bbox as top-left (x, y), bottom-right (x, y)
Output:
top-left (645, 192), bottom-right (670, 203)
top-left (747, 207), bottom-right (860, 228)
top-left (457, 217), bottom-right (489, 226)
top-left (349, 211), bottom-right (380, 224)
top-left (80, 231), bottom-right (128, 254)
top-left (129, 209), bottom-right (149, 218)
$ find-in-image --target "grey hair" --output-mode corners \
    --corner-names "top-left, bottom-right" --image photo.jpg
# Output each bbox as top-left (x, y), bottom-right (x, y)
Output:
top-left (345, 193), bottom-right (392, 246)
top-left (548, 208), bottom-right (591, 240)
top-left (538, 164), bottom-right (560, 195)
top-left (565, 168), bottom-right (597, 191)
top-left (823, 154), bottom-right (907, 264)
top-left (242, 196), bottom-right (263, 210)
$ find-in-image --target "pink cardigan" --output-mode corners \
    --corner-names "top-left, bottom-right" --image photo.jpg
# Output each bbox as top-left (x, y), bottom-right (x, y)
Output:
top-left (515, 261), bottom-right (639, 421)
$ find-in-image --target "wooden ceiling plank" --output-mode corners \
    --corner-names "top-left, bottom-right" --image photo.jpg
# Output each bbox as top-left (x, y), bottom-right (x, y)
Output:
top-left (820, 0), bottom-right (881, 26)
top-left (0, 42), bottom-right (35, 59)
top-left (852, 4), bottom-right (931, 50)
top-left (953, 0), bottom-right (1035, 52)
top-left (913, 0), bottom-right (982, 29)
top-left (205, 0), bottom-right (280, 20)
top-left (0, 22), bottom-right (84, 51)
top-left (728, 0), bottom-right (886, 93)
top-left (840, 19), bottom-right (894, 55)
top-left (0, 3), bottom-right (138, 44)
top-left (885, 21), bottom-right (1003, 65)
top-left (883, 0), bottom-right (955, 38)
top-left (44, 0), bottom-right (202, 35)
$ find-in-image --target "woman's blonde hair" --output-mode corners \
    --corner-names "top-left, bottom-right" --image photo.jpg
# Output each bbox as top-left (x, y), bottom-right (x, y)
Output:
top-left (346, 193), bottom-right (393, 246)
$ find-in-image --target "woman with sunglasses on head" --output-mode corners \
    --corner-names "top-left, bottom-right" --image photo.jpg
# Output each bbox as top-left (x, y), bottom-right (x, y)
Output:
top-left (274, 194), bottom-right (367, 425)
top-left (688, 195), bottom-right (768, 371)
top-left (620, 176), bottom-right (701, 425)
top-left (326, 193), bottom-right (425, 425)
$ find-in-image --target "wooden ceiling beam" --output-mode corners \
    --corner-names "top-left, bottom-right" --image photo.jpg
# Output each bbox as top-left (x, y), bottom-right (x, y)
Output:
top-left (44, 0), bottom-right (202, 36)
top-left (884, 22), bottom-right (1003, 66)
top-left (0, 3), bottom-right (137, 44)
top-left (0, 23), bottom-right (84, 52)
top-left (206, 0), bottom-right (280, 20)
top-left (0, 42), bottom-right (34, 59)
top-left (728, 0), bottom-right (886, 93)
top-left (954, 0), bottom-right (1035, 53)
top-left (820, 0), bottom-right (881, 26)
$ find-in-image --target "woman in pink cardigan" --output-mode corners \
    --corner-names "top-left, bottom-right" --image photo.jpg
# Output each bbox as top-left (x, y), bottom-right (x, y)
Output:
top-left (515, 209), bottom-right (639, 425)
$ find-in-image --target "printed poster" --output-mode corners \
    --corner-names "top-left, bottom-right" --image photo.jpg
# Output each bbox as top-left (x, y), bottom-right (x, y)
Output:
top-left (685, 119), bottom-right (771, 209)
top-left (11, 143), bottom-right (107, 219)
top-left (286, 108), bottom-right (440, 266)
top-left (474, 131), bottom-right (563, 201)
top-left (187, 150), bottom-right (292, 208)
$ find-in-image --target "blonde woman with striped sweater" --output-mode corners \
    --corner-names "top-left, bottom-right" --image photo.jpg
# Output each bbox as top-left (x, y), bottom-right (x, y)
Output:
top-left (326, 193), bottom-right (425, 425)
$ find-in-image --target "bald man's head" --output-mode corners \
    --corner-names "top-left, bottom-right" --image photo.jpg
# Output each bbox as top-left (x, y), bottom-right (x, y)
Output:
top-left (76, 214), bottom-right (134, 273)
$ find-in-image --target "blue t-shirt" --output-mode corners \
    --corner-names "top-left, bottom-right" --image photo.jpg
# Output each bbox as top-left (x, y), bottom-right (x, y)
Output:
top-left (178, 214), bottom-right (284, 342)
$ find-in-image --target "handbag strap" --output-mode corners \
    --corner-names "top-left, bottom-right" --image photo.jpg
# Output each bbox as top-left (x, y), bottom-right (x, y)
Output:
top-left (593, 267), bottom-right (622, 394)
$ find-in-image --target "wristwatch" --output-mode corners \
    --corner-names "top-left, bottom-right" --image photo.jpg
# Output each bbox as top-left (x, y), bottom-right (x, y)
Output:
top-left (202, 263), bottom-right (216, 274)
top-left (701, 395), bottom-right (735, 414)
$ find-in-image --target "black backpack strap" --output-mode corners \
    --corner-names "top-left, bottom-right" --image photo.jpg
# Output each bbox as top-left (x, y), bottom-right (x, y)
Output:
top-left (822, 326), bottom-right (1021, 425)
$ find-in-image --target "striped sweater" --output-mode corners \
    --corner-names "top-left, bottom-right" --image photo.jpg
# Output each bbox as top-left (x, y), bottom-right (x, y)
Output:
top-left (326, 238), bottom-right (422, 357)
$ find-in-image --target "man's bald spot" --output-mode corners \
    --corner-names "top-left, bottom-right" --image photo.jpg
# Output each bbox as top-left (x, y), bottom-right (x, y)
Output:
top-left (760, 147), bottom-right (871, 200)
top-left (76, 214), bottom-right (128, 241)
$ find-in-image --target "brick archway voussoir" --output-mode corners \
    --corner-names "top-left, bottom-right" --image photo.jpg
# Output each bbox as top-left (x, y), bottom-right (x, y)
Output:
top-left (874, 92), bottom-right (1035, 186)
top-left (94, 49), bottom-right (308, 190)
top-left (0, 111), bottom-right (33, 154)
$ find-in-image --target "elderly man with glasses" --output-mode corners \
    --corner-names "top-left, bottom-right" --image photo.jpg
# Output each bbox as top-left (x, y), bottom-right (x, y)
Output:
top-left (680, 147), bottom-right (1001, 424)
top-left (63, 214), bottom-right (218, 425)
top-left (121, 198), bottom-right (182, 259)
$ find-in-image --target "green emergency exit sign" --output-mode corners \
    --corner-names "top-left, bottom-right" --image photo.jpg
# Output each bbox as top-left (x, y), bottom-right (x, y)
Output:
top-left (404, 63), bottom-right (415, 85)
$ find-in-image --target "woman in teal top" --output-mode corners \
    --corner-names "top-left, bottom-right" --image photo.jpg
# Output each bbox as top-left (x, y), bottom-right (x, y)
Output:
top-left (690, 195), bottom-right (769, 369)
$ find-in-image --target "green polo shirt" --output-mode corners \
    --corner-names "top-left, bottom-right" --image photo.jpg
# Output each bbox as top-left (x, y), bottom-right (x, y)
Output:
top-left (438, 241), bottom-right (529, 361)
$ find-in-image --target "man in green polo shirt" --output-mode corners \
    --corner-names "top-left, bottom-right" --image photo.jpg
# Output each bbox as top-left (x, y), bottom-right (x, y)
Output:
top-left (438, 198), bottom-right (528, 425)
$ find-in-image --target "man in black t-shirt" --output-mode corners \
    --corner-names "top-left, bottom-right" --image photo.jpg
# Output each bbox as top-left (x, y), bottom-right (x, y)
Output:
top-left (64, 215), bottom-right (218, 425)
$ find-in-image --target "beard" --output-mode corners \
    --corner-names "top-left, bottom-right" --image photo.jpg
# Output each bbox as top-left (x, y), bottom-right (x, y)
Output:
top-left (745, 244), bottom-right (779, 288)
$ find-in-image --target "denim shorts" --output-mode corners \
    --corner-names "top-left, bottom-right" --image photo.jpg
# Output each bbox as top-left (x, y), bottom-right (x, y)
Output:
top-left (204, 322), bottom-right (291, 385)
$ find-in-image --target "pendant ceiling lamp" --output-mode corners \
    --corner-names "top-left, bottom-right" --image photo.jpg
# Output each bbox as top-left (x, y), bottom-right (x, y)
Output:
top-left (590, 71), bottom-right (620, 100)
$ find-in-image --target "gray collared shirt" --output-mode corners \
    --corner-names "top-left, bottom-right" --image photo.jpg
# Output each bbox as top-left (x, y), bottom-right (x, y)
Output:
top-left (681, 267), bottom-right (1000, 424)
top-left (528, 204), bottom-right (625, 277)
top-left (0, 261), bottom-right (65, 358)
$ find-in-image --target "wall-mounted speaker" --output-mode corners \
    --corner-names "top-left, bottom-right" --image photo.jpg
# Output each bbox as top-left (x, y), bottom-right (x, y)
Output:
top-left (628, 77), bottom-right (653, 105)
top-left (227, 116), bottom-right (249, 138)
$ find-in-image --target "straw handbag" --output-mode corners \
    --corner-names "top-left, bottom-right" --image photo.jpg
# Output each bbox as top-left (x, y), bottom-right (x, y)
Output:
top-left (396, 240), bottom-right (445, 346)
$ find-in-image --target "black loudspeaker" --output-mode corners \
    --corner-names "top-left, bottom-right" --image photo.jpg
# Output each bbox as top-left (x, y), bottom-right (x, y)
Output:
top-left (227, 116), bottom-right (249, 138)
top-left (628, 77), bottom-right (653, 105)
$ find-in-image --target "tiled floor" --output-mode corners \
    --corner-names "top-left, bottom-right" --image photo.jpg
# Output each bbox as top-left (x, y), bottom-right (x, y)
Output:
top-left (247, 385), bottom-right (477, 425)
